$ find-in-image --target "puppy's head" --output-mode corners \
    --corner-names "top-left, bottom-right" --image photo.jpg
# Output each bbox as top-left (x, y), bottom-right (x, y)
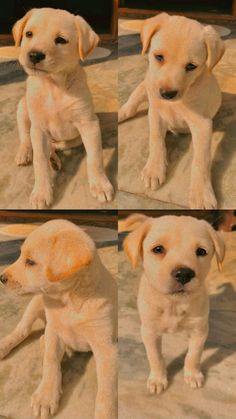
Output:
top-left (0, 220), bottom-right (95, 295)
top-left (124, 215), bottom-right (224, 296)
top-left (13, 8), bottom-right (99, 76)
top-left (141, 13), bottom-right (225, 101)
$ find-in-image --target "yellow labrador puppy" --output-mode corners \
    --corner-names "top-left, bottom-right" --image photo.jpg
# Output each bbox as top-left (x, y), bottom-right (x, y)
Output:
top-left (0, 220), bottom-right (117, 419)
top-left (119, 13), bottom-right (225, 209)
top-left (13, 8), bottom-right (114, 209)
top-left (123, 214), bottom-right (224, 393)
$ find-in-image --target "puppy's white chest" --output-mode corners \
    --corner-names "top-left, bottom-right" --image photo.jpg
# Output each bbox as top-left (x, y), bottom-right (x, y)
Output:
top-left (28, 77), bottom-right (81, 141)
top-left (158, 103), bottom-right (189, 133)
top-left (58, 325), bottom-right (91, 353)
top-left (157, 305), bottom-right (188, 333)
top-left (45, 92), bottom-right (79, 140)
top-left (49, 307), bottom-right (91, 352)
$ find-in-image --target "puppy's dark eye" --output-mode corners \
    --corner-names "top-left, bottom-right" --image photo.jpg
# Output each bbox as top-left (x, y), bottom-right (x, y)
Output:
top-left (25, 31), bottom-right (33, 38)
top-left (185, 63), bottom-right (197, 72)
top-left (155, 54), bottom-right (164, 63)
top-left (25, 258), bottom-right (36, 266)
top-left (152, 245), bottom-right (165, 254)
top-left (55, 36), bottom-right (68, 45)
top-left (196, 248), bottom-right (207, 257)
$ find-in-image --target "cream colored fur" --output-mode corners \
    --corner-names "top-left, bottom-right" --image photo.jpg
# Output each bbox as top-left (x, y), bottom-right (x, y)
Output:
top-left (13, 8), bottom-right (114, 209)
top-left (124, 214), bottom-right (224, 393)
top-left (119, 13), bottom-right (225, 209)
top-left (0, 220), bottom-right (117, 419)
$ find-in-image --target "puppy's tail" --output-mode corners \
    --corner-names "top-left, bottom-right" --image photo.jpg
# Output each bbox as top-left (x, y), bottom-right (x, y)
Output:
top-left (0, 223), bottom-right (40, 238)
top-left (118, 81), bottom-right (147, 123)
top-left (118, 213), bottom-right (148, 232)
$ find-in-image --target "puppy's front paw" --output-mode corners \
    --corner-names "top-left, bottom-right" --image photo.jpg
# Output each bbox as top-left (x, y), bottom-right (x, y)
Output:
top-left (89, 173), bottom-right (114, 203)
top-left (30, 185), bottom-right (53, 209)
top-left (184, 369), bottom-right (204, 389)
top-left (189, 182), bottom-right (217, 209)
top-left (147, 372), bottom-right (168, 395)
top-left (118, 104), bottom-right (134, 123)
top-left (141, 159), bottom-right (167, 191)
top-left (15, 143), bottom-right (33, 166)
top-left (31, 382), bottom-right (62, 419)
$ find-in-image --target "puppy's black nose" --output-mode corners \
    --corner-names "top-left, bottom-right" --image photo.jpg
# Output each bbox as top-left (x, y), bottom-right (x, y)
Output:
top-left (28, 50), bottom-right (46, 64)
top-left (0, 274), bottom-right (8, 284)
top-left (171, 267), bottom-right (195, 285)
top-left (160, 89), bottom-right (178, 100)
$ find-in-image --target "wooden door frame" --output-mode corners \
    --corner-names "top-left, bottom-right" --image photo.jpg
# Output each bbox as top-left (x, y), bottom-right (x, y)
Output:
top-left (0, 211), bottom-right (117, 229)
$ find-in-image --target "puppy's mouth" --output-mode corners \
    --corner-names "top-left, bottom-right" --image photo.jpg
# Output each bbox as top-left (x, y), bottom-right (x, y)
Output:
top-left (170, 288), bottom-right (190, 295)
top-left (26, 66), bottom-right (49, 74)
top-left (5, 282), bottom-right (41, 296)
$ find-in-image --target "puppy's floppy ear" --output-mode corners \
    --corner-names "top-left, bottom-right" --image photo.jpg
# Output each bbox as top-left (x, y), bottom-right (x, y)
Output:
top-left (124, 220), bottom-right (150, 268)
top-left (207, 224), bottom-right (225, 271)
top-left (141, 12), bottom-right (169, 55)
top-left (75, 15), bottom-right (99, 61)
top-left (119, 213), bottom-right (149, 232)
top-left (46, 229), bottom-right (95, 282)
top-left (12, 10), bottom-right (34, 47)
top-left (203, 25), bottom-right (225, 70)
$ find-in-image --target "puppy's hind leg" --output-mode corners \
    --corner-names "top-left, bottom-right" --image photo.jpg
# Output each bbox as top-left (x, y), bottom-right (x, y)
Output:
top-left (0, 295), bottom-right (45, 360)
top-left (141, 328), bottom-right (168, 395)
top-left (50, 147), bottom-right (62, 171)
top-left (15, 96), bottom-right (33, 166)
top-left (118, 80), bottom-right (147, 123)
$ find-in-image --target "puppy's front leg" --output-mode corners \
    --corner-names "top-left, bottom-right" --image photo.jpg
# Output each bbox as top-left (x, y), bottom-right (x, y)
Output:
top-left (78, 118), bottom-right (114, 203)
top-left (184, 328), bottom-right (208, 388)
top-left (141, 328), bottom-right (168, 395)
top-left (141, 99), bottom-right (168, 191)
top-left (93, 343), bottom-right (117, 419)
top-left (118, 81), bottom-right (147, 123)
top-left (30, 125), bottom-right (53, 209)
top-left (31, 326), bottom-right (65, 419)
top-left (189, 117), bottom-right (217, 209)
top-left (0, 295), bottom-right (45, 360)
top-left (15, 96), bottom-right (33, 166)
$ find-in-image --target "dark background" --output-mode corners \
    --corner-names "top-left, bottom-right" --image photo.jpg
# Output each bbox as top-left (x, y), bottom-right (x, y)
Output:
top-left (0, 0), bottom-right (114, 34)
top-left (0, 210), bottom-right (117, 229)
top-left (118, 0), bottom-right (236, 19)
top-left (119, 0), bottom-right (232, 15)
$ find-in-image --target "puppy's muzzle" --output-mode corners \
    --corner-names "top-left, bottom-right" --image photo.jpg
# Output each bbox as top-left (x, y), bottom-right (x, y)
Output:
top-left (171, 267), bottom-right (195, 285)
top-left (28, 50), bottom-right (46, 64)
top-left (0, 273), bottom-right (8, 284)
top-left (160, 89), bottom-right (178, 100)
